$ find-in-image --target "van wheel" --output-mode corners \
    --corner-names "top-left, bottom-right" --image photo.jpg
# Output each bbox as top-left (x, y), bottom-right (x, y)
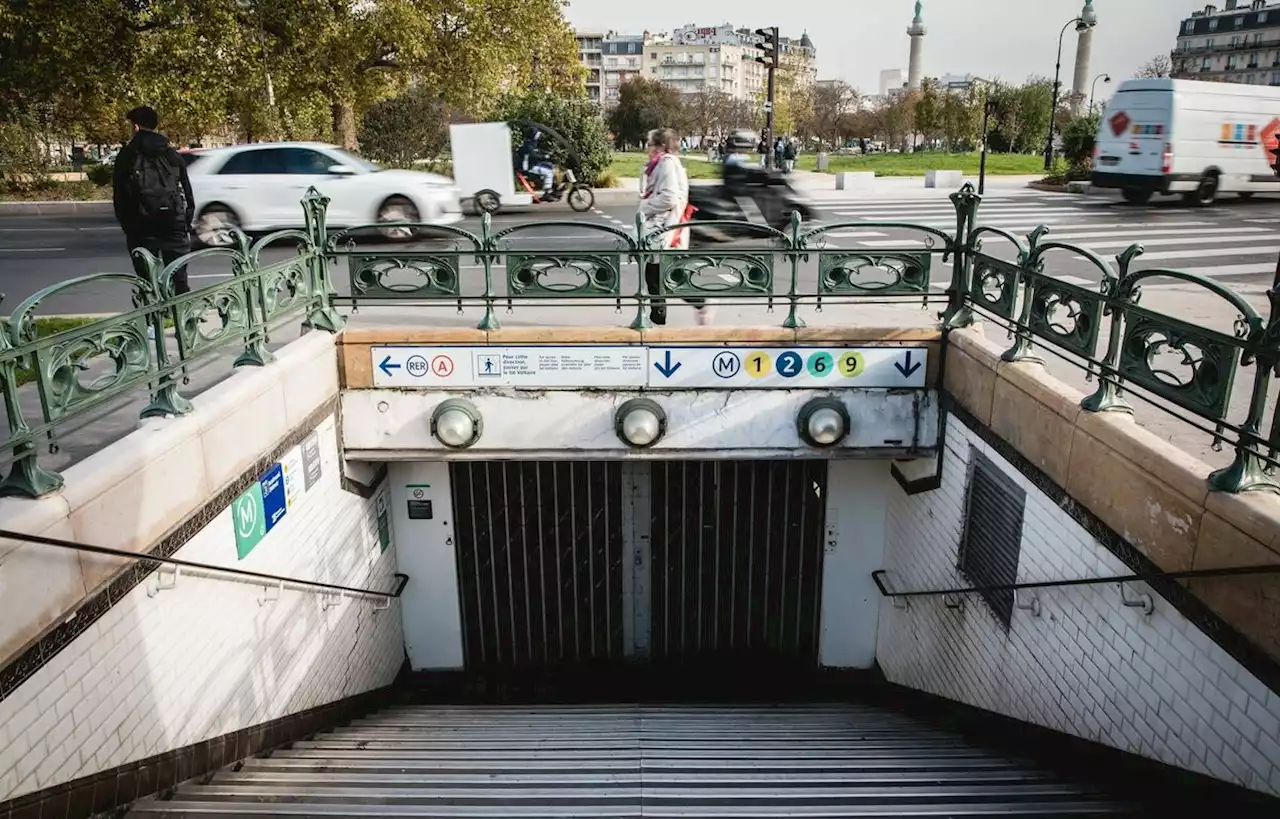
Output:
top-left (1122, 188), bottom-right (1152, 205)
top-left (1238, 192), bottom-right (1255, 200)
top-left (1184, 173), bottom-right (1219, 206)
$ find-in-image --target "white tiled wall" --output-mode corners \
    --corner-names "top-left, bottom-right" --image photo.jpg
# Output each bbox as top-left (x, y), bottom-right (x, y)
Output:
top-left (878, 413), bottom-right (1280, 796)
top-left (0, 414), bottom-right (404, 801)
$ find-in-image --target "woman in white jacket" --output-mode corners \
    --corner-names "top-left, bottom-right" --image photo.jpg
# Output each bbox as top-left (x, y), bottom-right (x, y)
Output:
top-left (640, 128), bottom-right (712, 326)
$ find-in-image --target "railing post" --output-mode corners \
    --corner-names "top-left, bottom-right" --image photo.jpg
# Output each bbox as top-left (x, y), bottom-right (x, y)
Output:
top-left (1209, 268), bottom-right (1280, 493)
top-left (477, 213), bottom-right (500, 331)
top-left (138, 249), bottom-right (195, 419)
top-left (302, 188), bottom-right (345, 333)
top-left (782, 210), bottom-right (805, 330)
top-left (0, 315), bottom-right (63, 498)
top-left (629, 211), bottom-right (652, 331)
top-left (234, 230), bottom-right (274, 367)
top-left (941, 183), bottom-right (980, 329)
top-left (1000, 226), bottom-right (1048, 364)
top-left (1081, 245), bottom-right (1141, 415)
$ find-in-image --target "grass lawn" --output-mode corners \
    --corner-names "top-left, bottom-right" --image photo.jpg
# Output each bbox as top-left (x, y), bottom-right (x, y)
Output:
top-left (0, 181), bottom-right (112, 201)
top-left (608, 151), bottom-right (723, 180)
top-left (796, 152), bottom-right (1045, 176)
top-left (6, 316), bottom-right (101, 385)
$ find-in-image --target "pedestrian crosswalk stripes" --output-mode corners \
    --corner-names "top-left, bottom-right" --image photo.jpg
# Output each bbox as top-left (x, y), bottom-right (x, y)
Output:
top-left (807, 193), bottom-right (1280, 285)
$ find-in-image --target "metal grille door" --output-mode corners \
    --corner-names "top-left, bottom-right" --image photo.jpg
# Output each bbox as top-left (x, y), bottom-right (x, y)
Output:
top-left (650, 461), bottom-right (827, 664)
top-left (450, 462), bottom-right (625, 669)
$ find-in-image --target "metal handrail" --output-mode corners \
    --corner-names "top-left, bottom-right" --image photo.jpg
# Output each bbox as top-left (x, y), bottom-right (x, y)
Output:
top-left (870, 566), bottom-right (1280, 599)
top-left (0, 528), bottom-right (410, 600)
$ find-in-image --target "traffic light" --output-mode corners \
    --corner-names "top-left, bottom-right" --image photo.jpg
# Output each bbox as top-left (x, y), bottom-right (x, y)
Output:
top-left (754, 27), bottom-right (779, 68)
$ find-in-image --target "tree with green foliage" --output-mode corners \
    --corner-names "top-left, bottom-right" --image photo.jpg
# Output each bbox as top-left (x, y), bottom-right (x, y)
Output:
top-left (357, 85), bottom-right (452, 166)
top-left (493, 88), bottom-right (612, 185)
top-left (608, 76), bottom-right (683, 149)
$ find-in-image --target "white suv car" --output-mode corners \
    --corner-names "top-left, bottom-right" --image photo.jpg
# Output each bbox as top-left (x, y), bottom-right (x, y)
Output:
top-left (184, 142), bottom-right (463, 247)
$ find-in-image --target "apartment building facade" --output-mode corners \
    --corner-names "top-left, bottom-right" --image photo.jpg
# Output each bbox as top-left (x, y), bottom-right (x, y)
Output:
top-left (1175, 1), bottom-right (1280, 85)
top-left (576, 23), bottom-right (815, 105)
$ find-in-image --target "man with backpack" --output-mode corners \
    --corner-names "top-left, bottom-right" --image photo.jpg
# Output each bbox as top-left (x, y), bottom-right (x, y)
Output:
top-left (112, 106), bottom-right (195, 295)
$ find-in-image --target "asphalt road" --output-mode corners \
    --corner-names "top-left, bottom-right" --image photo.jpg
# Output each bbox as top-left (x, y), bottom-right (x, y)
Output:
top-left (2, 190), bottom-right (1279, 317)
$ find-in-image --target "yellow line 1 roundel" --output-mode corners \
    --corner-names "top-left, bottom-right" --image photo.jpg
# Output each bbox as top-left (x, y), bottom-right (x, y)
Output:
top-left (838, 350), bottom-right (865, 378)
top-left (745, 351), bottom-right (773, 378)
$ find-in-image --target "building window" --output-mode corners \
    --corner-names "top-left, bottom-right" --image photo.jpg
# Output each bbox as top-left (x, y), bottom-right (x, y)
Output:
top-left (1231, 35), bottom-right (1243, 47)
top-left (958, 448), bottom-right (1026, 630)
top-left (1210, 18), bottom-right (1219, 31)
top-left (1247, 72), bottom-right (1258, 83)
top-left (627, 58), bottom-right (638, 68)
top-left (1207, 37), bottom-right (1216, 48)
top-left (1250, 53), bottom-right (1260, 67)
top-left (1186, 20), bottom-right (1195, 34)
top-left (649, 52), bottom-right (657, 60)
top-left (1262, 11), bottom-right (1270, 23)
top-left (1229, 55), bottom-right (1239, 68)
top-left (1272, 70), bottom-right (1280, 84)
top-left (1203, 57), bottom-right (1213, 70)
top-left (1236, 15), bottom-right (1245, 28)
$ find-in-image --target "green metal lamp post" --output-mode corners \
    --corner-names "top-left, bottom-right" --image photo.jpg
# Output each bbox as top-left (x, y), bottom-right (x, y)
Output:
top-left (1044, 3), bottom-right (1098, 171)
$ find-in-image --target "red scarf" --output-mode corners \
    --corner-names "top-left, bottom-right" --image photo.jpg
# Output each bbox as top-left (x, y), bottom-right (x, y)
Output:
top-left (642, 151), bottom-right (666, 196)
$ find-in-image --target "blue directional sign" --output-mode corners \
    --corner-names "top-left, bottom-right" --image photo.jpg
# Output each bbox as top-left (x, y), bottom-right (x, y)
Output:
top-left (260, 464), bottom-right (288, 534)
top-left (653, 350), bottom-right (682, 379)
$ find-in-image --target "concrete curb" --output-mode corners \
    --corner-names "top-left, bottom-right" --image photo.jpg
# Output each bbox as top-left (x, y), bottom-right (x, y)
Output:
top-left (0, 200), bottom-right (113, 215)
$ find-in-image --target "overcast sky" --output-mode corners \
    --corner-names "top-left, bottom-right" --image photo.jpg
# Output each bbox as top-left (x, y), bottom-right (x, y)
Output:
top-left (565, 0), bottom-right (1187, 98)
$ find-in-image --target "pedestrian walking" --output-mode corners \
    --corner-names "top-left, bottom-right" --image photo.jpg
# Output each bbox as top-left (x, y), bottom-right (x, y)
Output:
top-left (112, 106), bottom-right (195, 296)
top-left (640, 128), bottom-right (711, 326)
top-left (773, 138), bottom-right (785, 170)
top-left (783, 138), bottom-right (798, 172)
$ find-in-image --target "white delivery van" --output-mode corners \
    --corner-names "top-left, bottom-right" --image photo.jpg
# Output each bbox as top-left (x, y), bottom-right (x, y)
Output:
top-left (1092, 78), bottom-right (1280, 205)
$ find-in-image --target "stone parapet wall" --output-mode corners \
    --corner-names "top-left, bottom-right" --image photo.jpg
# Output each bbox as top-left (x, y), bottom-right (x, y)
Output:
top-left (945, 326), bottom-right (1280, 665)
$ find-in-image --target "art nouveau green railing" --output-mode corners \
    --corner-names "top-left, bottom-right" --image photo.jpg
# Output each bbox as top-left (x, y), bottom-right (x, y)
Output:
top-left (0, 185), bottom-right (1275, 498)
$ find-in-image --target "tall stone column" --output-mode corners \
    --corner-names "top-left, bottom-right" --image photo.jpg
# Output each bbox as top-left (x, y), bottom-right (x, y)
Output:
top-left (907, 0), bottom-right (926, 90)
top-left (1071, 0), bottom-right (1098, 114)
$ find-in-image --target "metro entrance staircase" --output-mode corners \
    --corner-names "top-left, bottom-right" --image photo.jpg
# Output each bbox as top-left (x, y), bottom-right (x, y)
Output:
top-left (126, 704), bottom-right (1141, 817)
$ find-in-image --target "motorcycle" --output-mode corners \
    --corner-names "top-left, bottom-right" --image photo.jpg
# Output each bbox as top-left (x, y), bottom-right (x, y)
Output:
top-left (685, 164), bottom-right (814, 244)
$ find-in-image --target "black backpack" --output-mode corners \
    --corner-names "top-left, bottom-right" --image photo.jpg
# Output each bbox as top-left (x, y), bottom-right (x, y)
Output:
top-left (129, 151), bottom-right (186, 223)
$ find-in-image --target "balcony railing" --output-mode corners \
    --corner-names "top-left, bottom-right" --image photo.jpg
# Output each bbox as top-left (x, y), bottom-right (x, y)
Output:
top-left (0, 186), bottom-right (1275, 498)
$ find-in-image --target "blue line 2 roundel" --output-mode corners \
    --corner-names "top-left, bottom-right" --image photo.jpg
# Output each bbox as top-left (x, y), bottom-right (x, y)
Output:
top-left (776, 351), bottom-right (803, 378)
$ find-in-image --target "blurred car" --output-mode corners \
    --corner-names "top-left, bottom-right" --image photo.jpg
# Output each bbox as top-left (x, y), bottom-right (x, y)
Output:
top-left (184, 142), bottom-right (463, 247)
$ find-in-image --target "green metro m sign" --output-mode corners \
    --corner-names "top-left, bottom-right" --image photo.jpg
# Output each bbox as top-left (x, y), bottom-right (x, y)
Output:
top-left (233, 481), bottom-right (266, 559)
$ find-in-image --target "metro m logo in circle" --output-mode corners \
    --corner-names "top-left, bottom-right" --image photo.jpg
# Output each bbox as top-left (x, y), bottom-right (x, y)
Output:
top-left (1109, 111), bottom-right (1131, 137)
top-left (712, 351), bottom-right (741, 378)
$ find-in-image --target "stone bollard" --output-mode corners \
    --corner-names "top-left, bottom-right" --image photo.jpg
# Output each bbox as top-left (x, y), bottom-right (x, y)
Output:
top-left (925, 170), bottom-right (964, 188)
top-left (817, 152), bottom-right (830, 172)
top-left (835, 171), bottom-right (876, 191)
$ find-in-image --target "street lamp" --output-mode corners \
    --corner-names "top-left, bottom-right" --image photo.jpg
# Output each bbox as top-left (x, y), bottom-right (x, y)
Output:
top-left (968, 76), bottom-right (998, 195)
top-left (1044, 9), bottom-right (1098, 171)
top-left (1090, 73), bottom-right (1112, 113)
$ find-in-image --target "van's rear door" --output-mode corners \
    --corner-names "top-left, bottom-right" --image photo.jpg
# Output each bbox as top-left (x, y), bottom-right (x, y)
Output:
top-left (1096, 88), bottom-right (1170, 176)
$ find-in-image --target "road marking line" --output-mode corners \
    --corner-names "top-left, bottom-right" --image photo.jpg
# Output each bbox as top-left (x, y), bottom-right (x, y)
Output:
top-left (826, 231), bottom-right (888, 238)
top-left (1166, 262), bottom-right (1279, 277)
top-left (857, 239), bottom-right (928, 248)
top-left (1044, 227), bottom-right (1271, 241)
top-left (1079, 234), bottom-right (1280, 250)
top-left (1127, 245), bottom-right (1278, 261)
top-left (0, 247), bottom-right (66, 252)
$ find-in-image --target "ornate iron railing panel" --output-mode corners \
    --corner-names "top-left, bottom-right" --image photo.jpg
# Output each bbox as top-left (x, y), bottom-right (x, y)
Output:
top-left (656, 251), bottom-right (774, 297)
top-left (349, 253), bottom-right (466, 300)
top-left (0, 182), bottom-right (1275, 498)
top-left (506, 253), bottom-right (625, 297)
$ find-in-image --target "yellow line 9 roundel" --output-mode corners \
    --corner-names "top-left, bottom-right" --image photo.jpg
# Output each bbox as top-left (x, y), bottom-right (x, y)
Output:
top-left (838, 351), bottom-right (865, 378)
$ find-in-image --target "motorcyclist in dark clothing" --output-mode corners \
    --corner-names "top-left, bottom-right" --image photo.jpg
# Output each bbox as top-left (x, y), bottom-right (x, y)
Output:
top-left (112, 106), bottom-right (195, 295)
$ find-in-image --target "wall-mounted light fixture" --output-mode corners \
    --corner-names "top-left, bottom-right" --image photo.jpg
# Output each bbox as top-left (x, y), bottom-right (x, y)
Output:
top-left (615, 398), bottom-right (666, 448)
top-left (431, 399), bottom-right (483, 448)
top-left (797, 397), bottom-right (850, 448)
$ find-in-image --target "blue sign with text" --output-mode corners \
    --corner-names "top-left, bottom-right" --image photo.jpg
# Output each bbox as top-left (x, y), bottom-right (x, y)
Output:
top-left (260, 463), bottom-right (288, 534)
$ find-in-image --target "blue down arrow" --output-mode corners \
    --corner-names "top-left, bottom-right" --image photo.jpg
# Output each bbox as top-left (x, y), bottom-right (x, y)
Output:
top-left (379, 355), bottom-right (401, 377)
top-left (653, 350), bottom-right (682, 379)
